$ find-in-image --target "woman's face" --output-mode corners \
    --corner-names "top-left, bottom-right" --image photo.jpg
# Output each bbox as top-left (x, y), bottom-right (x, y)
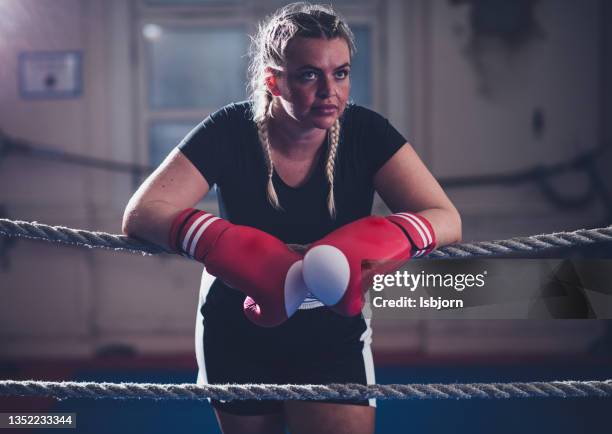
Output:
top-left (272, 36), bottom-right (351, 131)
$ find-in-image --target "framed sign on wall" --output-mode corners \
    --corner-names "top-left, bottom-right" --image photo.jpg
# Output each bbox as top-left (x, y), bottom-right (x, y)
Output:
top-left (18, 51), bottom-right (83, 99)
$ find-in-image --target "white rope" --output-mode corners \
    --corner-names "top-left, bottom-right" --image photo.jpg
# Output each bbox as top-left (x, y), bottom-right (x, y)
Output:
top-left (1, 379), bottom-right (611, 401)
top-left (1, 218), bottom-right (611, 259)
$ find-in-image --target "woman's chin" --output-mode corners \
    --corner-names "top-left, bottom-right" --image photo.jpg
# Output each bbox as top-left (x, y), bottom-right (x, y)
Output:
top-left (310, 116), bottom-right (338, 130)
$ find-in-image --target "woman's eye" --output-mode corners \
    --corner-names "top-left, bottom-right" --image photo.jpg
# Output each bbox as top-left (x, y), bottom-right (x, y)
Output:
top-left (335, 70), bottom-right (349, 79)
top-left (301, 71), bottom-right (317, 81)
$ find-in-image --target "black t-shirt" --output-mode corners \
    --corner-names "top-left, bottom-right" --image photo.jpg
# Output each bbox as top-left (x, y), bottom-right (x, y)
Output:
top-left (178, 101), bottom-right (406, 245)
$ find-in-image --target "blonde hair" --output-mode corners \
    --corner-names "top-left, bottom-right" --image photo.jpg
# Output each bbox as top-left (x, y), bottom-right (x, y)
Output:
top-left (247, 2), bottom-right (355, 218)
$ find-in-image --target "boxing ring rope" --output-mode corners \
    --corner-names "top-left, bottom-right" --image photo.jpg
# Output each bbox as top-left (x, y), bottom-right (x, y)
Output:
top-left (1, 218), bottom-right (611, 402)
top-left (1, 218), bottom-right (612, 259)
top-left (1, 379), bottom-right (611, 401)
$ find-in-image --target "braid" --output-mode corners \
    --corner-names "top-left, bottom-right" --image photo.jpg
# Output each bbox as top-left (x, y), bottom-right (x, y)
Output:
top-left (257, 99), bottom-right (282, 211)
top-left (325, 119), bottom-right (340, 219)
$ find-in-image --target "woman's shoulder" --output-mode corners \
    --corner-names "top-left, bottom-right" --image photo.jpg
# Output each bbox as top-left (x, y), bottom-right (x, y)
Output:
top-left (341, 103), bottom-right (395, 138)
top-left (204, 100), bottom-right (255, 126)
top-left (342, 102), bottom-right (388, 125)
top-left (179, 101), bottom-right (254, 150)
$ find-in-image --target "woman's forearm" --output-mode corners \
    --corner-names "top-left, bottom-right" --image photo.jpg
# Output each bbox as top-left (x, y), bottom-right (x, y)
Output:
top-left (414, 207), bottom-right (462, 248)
top-left (122, 200), bottom-right (183, 249)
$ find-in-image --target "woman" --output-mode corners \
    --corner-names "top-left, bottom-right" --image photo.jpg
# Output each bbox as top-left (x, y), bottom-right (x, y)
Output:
top-left (122, 3), bottom-right (461, 433)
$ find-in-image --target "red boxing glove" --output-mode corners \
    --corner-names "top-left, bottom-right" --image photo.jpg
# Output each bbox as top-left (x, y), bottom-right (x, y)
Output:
top-left (302, 212), bottom-right (436, 317)
top-left (169, 208), bottom-right (309, 327)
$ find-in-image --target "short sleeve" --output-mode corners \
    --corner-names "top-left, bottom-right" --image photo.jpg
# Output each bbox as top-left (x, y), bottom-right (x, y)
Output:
top-left (177, 106), bottom-right (235, 186)
top-left (361, 108), bottom-right (407, 175)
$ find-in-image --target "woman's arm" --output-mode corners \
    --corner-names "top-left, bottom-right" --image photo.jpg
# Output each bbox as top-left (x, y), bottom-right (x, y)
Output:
top-left (122, 148), bottom-right (210, 249)
top-left (373, 143), bottom-right (462, 247)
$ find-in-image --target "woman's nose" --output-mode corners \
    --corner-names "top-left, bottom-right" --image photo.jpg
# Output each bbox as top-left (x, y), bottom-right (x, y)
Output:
top-left (317, 75), bottom-right (334, 98)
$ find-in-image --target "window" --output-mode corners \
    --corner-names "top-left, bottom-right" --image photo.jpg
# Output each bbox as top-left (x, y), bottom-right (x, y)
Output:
top-left (350, 24), bottom-right (373, 107)
top-left (141, 22), bottom-right (248, 170)
top-left (145, 25), bottom-right (247, 110)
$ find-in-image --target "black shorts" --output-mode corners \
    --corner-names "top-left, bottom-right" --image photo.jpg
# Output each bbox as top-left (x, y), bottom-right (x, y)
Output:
top-left (195, 278), bottom-right (376, 416)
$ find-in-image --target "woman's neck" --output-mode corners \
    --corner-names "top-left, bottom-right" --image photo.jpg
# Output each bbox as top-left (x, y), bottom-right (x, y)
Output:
top-left (267, 103), bottom-right (327, 160)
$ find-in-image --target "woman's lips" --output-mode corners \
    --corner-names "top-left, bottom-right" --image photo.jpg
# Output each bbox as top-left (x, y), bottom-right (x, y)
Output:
top-left (312, 105), bottom-right (338, 115)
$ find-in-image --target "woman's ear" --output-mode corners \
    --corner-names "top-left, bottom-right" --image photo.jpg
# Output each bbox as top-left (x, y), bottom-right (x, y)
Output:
top-left (265, 69), bottom-right (282, 96)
